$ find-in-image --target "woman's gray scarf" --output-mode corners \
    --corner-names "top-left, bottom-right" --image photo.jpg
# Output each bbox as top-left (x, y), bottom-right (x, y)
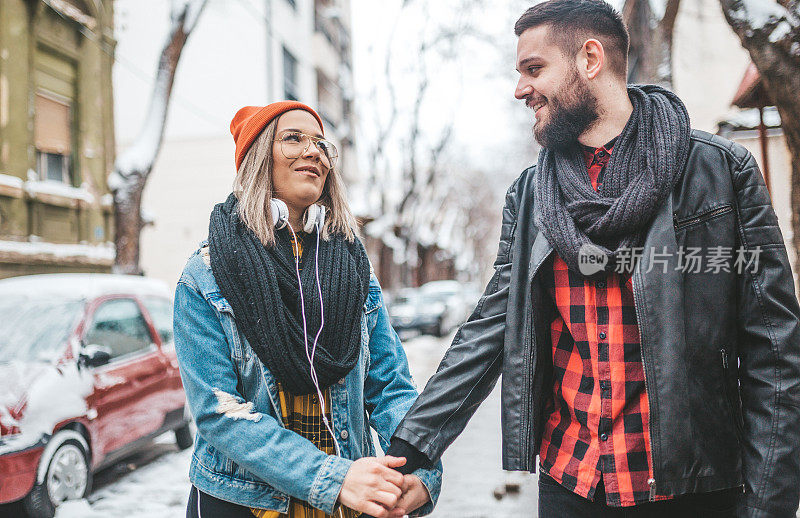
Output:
top-left (533, 84), bottom-right (690, 275)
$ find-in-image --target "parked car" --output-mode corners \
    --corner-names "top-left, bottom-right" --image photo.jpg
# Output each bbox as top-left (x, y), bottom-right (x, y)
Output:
top-left (418, 280), bottom-right (470, 333)
top-left (388, 281), bottom-right (468, 337)
top-left (388, 289), bottom-right (443, 337)
top-left (0, 274), bottom-right (190, 518)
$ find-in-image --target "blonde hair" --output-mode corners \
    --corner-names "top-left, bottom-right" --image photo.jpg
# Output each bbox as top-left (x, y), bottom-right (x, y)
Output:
top-left (232, 117), bottom-right (358, 247)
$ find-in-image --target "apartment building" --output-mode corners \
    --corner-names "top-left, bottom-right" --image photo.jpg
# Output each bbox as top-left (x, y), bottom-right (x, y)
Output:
top-left (0, 0), bottom-right (116, 279)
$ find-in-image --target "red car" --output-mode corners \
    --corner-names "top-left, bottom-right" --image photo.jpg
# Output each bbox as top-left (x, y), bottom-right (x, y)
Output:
top-left (0, 274), bottom-right (190, 518)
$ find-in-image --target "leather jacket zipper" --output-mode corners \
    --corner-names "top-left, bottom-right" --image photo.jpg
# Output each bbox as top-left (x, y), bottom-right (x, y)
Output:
top-left (522, 251), bottom-right (552, 465)
top-left (673, 205), bottom-right (732, 231)
top-left (632, 266), bottom-right (658, 502)
top-left (720, 347), bottom-right (745, 441)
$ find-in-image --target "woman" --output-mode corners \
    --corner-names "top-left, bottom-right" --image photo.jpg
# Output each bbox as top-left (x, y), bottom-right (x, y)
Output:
top-left (173, 101), bottom-right (441, 518)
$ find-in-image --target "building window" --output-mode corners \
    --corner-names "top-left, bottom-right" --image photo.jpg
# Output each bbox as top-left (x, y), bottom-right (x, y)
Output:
top-left (283, 47), bottom-right (298, 101)
top-left (34, 93), bottom-right (73, 184)
top-left (316, 68), bottom-right (342, 125)
top-left (314, 0), bottom-right (337, 47)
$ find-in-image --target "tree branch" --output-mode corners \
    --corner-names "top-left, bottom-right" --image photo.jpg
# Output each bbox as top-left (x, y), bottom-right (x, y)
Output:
top-left (111, 0), bottom-right (208, 273)
top-left (111, 0), bottom-right (209, 193)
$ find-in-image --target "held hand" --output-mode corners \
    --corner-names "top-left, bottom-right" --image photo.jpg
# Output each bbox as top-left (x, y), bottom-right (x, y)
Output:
top-left (387, 475), bottom-right (430, 518)
top-left (338, 456), bottom-right (406, 518)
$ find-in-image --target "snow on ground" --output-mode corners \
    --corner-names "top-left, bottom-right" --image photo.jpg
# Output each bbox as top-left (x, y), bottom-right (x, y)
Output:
top-left (55, 434), bottom-right (192, 518)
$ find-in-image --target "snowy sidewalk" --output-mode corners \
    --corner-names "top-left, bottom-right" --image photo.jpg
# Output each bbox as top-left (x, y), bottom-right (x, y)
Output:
top-left (55, 435), bottom-right (193, 518)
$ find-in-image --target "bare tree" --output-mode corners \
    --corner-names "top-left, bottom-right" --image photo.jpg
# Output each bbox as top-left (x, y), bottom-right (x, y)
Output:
top-left (623, 0), bottom-right (682, 86)
top-left (363, 4), bottom-right (406, 214)
top-left (394, 4), bottom-right (484, 216)
top-left (718, 0), bottom-right (800, 287)
top-left (109, 0), bottom-right (208, 274)
top-left (360, 0), bottom-right (513, 287)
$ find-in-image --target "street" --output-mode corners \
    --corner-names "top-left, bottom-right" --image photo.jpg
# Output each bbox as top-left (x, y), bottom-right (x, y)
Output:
top-left (47, 331), bottom-right (538, 518)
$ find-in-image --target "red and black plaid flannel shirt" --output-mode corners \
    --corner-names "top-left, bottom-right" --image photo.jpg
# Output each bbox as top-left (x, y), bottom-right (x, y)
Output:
top-left (537, 141), bottom-right (671, 507)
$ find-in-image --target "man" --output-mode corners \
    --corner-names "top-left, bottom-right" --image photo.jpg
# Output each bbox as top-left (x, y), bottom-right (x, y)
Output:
top-left (385, 1), bottom-right (800, 517)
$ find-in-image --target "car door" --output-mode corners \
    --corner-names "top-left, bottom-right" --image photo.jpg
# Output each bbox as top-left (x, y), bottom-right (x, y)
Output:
top-left (140, 296), bottom-right (187, 428)
top-left (82, 296), bottom-right (167, 457)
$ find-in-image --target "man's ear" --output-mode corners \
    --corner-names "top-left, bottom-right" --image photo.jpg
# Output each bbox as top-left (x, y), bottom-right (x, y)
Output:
top-left (583, 38), bottom-right (605, 80)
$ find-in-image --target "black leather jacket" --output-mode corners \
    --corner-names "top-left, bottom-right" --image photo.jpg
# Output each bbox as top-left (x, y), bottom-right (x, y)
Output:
top-left (391, 130), bottom-right (800, 518)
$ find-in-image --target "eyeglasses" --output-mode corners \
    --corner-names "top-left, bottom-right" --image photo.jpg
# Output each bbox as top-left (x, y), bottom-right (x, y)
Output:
top-left (274, 130), bottom-right (339, 170)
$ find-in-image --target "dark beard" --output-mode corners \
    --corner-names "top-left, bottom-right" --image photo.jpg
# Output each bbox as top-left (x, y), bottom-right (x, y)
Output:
top-left (534, 69), bottom-right (599, 150)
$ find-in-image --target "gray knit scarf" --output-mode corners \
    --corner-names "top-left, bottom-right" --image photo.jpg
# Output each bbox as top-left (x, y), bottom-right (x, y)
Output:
top-left (533, 84), bottom-right (691, 274)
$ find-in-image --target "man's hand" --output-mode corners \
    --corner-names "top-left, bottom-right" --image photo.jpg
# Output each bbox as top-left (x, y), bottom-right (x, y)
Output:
top-left (387, 474), bottom-right (431, 518)
top-left (338, 456), bottom-right (406, 518)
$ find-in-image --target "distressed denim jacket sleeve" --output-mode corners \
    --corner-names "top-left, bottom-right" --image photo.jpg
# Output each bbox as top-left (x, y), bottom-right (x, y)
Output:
top-left (173, 277), bottom-right (352, 514)
top-left (363, 276), bottom-right (443, 516)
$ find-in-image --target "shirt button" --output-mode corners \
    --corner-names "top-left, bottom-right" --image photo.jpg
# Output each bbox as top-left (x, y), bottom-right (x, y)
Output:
top-left (340, 430), bottom-right (349, 440)
top-left (599, 332), bottom-right (607, 340)
top-left (598, 150), bottom-right (605, 157)
top-left (600, 433), bottom-right (608, 441)
top-left (597, 281), bottom-right (606, 289)
top-left (600, 380), bottom-right (611, 390)
top-left (338, 378), bottom-right (345, 385)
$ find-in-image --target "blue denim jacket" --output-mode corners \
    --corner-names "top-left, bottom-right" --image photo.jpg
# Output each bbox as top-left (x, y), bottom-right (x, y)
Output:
top-left (173, 244), bottom-right (442, 515)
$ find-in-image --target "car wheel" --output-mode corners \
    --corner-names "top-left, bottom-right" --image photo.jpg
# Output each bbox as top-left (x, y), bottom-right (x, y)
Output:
top-left (22, 435), bottom-right (91, 518)
top-left (174, 423), bottom-right (194, 450)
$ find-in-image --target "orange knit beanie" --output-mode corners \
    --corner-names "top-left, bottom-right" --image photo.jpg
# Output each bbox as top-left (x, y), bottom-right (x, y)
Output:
top-left (230, 101), bottom-right (324, 171)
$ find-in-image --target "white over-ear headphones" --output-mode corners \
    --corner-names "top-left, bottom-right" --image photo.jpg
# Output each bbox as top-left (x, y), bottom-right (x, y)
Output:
top-left (271, 198), bottom-right (289, 229)
top-left (270, 198), bottom-right (326, 233)
top-left (303, 203), bottom-right (326, 233)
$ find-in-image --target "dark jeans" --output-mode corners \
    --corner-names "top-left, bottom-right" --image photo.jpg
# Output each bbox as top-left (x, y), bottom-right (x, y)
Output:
top-left (538, 473), bottom-right (739, 518)
top-left (186, 486), bottom-right (255, 518)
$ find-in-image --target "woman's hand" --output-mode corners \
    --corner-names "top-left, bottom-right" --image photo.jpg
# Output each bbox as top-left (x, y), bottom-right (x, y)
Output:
top-left (338, 456), bottom-right (406, 517)
top-left (388, 475), bottom-right (431, 518)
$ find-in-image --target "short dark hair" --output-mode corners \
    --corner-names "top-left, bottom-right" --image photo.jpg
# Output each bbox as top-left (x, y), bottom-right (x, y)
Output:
top-left (515, 0), bottom-right (629, 78)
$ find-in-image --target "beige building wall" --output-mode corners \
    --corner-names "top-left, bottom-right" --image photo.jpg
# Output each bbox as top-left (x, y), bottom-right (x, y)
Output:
top-left (0, 0), bottom-right (116, 278)
top-left (139, 136), bottom-right (235, 289)
top-left (672, 0), bottom-right (750, 133)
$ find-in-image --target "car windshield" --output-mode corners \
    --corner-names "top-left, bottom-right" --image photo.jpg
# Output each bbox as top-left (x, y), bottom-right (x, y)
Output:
top-left (0, 297), bottom-right (84, 363)
top-left (392, 292), bottom-right (419, 306)
top-left (418, 293), bottom-right (448, 309)
top-left (421, 292), bottom-right (452, 303)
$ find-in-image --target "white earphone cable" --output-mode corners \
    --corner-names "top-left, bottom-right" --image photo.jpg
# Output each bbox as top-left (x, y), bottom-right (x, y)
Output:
top-left (286, 221), bottom-right (341, 457)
